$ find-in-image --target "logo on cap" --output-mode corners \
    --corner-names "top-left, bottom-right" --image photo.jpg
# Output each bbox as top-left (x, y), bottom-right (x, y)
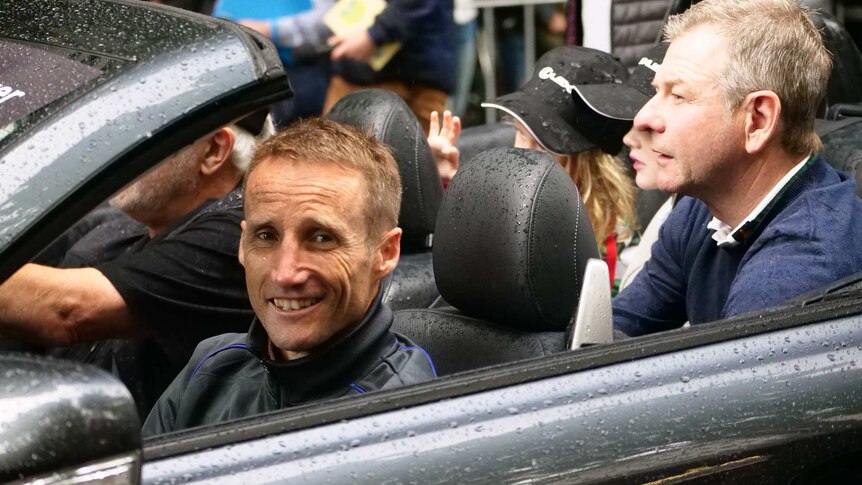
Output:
top-left (638, 57), bottom-right (661, 73)
top-left (538, 66), bottom-right (575, 94)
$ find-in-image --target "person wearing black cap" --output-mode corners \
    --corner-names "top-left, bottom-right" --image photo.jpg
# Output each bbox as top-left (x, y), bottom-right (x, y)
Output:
top-left (0, 115), bottom-right (274, 417)
top-left (571, 42), bottom-right (673, 290)
top-left (608, 0), bottom-right (862, 336)
top-left (429, 46), bottom-right (637, 287)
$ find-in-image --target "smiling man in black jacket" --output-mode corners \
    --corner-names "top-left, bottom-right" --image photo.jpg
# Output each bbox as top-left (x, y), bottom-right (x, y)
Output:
top-left (143, 118), bottom-right (437, 436)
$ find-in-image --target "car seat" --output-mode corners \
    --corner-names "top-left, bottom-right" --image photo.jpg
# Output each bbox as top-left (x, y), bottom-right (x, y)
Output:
top-left (326, 89), bottom-right (444, 310)
top-left (392, 148), bottom-right (613, 376)
top-left (455, 122), bottom-right (516, 168)
top-left (810, 11), bottom-right (862, 120)
top-left (816, 114), bottom-right (862, 196)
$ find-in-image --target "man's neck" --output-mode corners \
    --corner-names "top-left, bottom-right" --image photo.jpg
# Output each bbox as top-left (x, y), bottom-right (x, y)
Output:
top-left (700, 148), bottom-right (803, 228)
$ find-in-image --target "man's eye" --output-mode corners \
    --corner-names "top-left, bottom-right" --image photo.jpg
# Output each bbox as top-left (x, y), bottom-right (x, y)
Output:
top-left (671, 92), bottom-right (685, 101)
top-left (312, 232), bottom-right (334, 244)
top-left (255, 230), bottom-right (277, 242)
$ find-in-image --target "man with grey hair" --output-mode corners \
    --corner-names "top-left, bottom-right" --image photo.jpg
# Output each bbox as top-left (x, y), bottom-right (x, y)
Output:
top-left (613, 0), bottom-right (862, 336)
top-left (0, 118), bottom-right (272, 415)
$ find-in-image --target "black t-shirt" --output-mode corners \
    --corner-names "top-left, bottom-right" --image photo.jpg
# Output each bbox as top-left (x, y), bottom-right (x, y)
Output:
top-left (57, 188), bottom-right (254, 417)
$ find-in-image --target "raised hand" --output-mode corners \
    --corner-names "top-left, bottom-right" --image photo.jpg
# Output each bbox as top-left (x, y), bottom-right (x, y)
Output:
top-left (427, 110), bottom-right (462, 188)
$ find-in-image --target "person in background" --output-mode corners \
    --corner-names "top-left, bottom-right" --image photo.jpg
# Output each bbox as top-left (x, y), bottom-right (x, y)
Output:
top-left (214, 1), bottom-right (335, 126)
top-left (612, 0), bottom-right (862, 336)
top-left (0, 116), bottom-right (274, 417)
top-left (570, 42), bottom-right (672, 290)
top-left (323, 0), bottom-right (456, 135)
top-left (429, 46), bottom-right (637, 289)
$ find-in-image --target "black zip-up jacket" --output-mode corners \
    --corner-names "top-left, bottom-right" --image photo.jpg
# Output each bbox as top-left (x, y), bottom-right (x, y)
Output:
top-left (142, 293), bottom-right (437, 436)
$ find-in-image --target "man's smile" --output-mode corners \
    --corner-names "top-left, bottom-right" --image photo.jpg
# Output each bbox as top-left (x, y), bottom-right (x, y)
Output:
top-left (271, 297), bottom-right (324, 312)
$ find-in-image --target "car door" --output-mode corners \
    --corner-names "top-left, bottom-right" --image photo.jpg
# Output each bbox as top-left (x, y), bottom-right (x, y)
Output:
top-left (142, 280), bottom-right (862, 484)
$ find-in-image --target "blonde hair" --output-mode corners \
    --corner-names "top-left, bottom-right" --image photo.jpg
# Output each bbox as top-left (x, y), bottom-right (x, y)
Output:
top-left (247, 118), bottom-right (402, 237)
top-left (663, 0), bottom-right (831, 155)
top-left (557, 149), bottom-right (636, 247)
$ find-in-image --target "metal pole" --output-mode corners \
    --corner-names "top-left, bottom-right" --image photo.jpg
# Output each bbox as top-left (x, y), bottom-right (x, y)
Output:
top-left (481, 6), bottom-right (497, 124)
top-left (524, 4), bottom-right (536, 82)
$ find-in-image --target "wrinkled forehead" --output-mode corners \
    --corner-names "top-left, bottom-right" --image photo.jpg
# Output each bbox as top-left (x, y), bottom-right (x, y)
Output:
top-left (246, 157), bottom-right (369, 203)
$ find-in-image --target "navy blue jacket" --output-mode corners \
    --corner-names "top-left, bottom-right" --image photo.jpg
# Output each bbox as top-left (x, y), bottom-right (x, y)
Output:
top-left (614, 156), bottom-right (862, 336)
top-left (332, 0), bottom-right (456, 93)
top-left (142, 293), bottom-right (437, 436)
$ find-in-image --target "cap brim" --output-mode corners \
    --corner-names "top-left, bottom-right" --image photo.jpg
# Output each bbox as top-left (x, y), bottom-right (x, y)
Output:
top-left (481, 92), bottom-right (596, 155)
top-left (572, 84), bottom-right (652, 121)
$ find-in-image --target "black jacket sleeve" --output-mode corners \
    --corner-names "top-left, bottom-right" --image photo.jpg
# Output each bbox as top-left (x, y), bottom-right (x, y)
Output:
top-left (368, 0), bottom-right (443, 45)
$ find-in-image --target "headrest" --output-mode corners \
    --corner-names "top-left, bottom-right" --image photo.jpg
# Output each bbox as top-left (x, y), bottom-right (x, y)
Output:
top-left (455, 122), bottom-right (516, 168)
top-left (810, 11), bottom-right (862, 117)
top-left (433, 148), bottom-right (600, 332)
top-left (327, 89), bottom-right (443, 251)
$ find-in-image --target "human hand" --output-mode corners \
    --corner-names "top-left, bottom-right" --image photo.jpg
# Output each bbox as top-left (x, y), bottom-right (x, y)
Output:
top-left (427, 110), bottom-right (462, 188)
top-left (238, 19), bottom-right (272, 39)
top-left (328, 29), bottom-right (375, 61)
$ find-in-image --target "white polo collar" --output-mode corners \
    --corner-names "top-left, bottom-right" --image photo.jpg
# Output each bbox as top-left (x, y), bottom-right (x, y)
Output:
top-left (708, 154), bottom-right (812, 248)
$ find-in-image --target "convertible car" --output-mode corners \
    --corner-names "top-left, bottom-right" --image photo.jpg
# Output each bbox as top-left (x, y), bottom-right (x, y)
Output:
top-left (3, 1), bottom-right (862, 484)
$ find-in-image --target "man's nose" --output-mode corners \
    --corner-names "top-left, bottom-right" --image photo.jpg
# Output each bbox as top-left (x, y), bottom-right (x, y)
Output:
top-left (633, 95), bottom-right (665, 134)
top-left (271, 241), bottom-right (310, 287)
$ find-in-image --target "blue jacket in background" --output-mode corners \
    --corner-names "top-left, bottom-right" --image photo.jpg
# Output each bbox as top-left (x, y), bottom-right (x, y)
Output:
top-left (613, 156), bottom-right (862, 336)
top-left (332, 0), bottom-right (457, 93)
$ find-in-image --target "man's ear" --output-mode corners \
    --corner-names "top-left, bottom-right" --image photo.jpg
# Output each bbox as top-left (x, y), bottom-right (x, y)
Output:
top-left (742, 90), bottom-right (781, 154)
top-left (238, 220), bottom-right (246, 267)
top-left (201, 127), bottom-right (236, 176)
top-left (375, 227), bottom-right (402, 278)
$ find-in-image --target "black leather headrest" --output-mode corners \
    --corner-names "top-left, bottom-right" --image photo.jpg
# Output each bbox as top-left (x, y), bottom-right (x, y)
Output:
top-left (810, 11), bottom-right (862, 118)
top-left (816, 116), bottom-right (862, 196)
top-left (327, 89), bottom-right (443, 251)
top-left (433, 148), bottom-right (600, 332)
top-left (455, 122), bottom-right (516, 168)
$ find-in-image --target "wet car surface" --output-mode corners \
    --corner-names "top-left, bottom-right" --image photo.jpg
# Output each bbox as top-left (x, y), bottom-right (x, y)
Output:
top-left (3, 1), bottom-right (862, 484)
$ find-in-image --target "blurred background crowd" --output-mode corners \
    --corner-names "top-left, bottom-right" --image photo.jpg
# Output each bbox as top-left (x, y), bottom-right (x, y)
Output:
top-left (147, 0), bottom-right (862, 132)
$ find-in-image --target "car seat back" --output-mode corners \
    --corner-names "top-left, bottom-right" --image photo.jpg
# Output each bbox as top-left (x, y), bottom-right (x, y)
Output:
top-left (455, 122), bottom-right (516, 168)
top-left (810, 11), bottom-right (862, 119)
top-left (393, 148), bottom-right (604, 376)
top-left (816, 115), bottom-right (862, 196)
top-left (327, 89), bottom-right (443, 310)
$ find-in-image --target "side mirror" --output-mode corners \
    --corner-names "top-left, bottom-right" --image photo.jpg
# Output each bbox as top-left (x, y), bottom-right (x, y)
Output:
top-left (0, 353), bottom-right (141, 484)
top-left (568, 258), bottom-right (614, 349)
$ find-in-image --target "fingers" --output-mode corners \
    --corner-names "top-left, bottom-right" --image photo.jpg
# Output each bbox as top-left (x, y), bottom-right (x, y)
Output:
top-left (438, 111), bottom-right (462, 144)
top-left (327, 35), bottom-right (344, 60)
top-left (441, 146), bottom-right (460, 169)
top-left (449, 115), bottom-right (462, 143)
top-left (429, 111), bottom-right (440, 137)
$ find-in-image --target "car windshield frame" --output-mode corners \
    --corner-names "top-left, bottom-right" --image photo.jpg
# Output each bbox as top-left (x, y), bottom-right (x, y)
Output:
top-left (0, 0), bottom-right (291, 285)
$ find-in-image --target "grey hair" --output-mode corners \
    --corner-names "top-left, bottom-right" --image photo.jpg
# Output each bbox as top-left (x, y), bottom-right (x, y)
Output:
top-left (663, 0), bottom-right (831, 155)
top-left (229, 115), bottom-right (276, 173)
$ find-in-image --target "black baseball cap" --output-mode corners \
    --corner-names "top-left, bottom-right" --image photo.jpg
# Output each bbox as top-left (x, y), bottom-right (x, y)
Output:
top-left (236, 108), bottom-right (270, 136)
top-left (572, 42), bottom-right (669, 121)
top-left (481, 46), bottom-right (630, 155)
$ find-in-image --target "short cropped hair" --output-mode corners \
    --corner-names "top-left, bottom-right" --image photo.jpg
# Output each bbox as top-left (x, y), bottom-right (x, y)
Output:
top-left (664, 0), bottom-right (831, 155)
top-left (246, 117), bottom-right (402, 237)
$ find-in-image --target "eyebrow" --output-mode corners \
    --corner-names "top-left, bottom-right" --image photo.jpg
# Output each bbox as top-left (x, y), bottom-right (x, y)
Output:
top-left (652, 76), bottom-right (685, 90)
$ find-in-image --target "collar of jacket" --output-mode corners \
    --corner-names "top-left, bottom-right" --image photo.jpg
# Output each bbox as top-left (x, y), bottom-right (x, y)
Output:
top-left (245, 289), bottom-right (397, 405)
